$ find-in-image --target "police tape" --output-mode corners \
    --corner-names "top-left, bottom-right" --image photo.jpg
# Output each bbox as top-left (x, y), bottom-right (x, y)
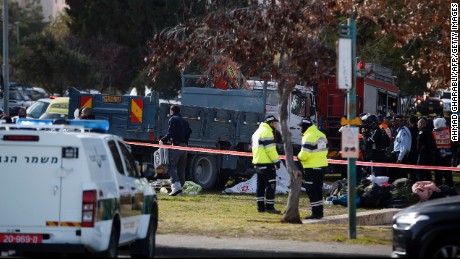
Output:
top-left (125, 141), bottom-right (460, 172)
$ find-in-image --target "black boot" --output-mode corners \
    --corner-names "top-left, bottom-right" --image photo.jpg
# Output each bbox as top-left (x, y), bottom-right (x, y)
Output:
top-left (257, 201), bottom-right (265, 212)
top-left (305, 205), bottom-right (323, 219)
top-left (266, 205), bottom-right (281, 214)
top-left (266, 208), bottom-right (281, 214)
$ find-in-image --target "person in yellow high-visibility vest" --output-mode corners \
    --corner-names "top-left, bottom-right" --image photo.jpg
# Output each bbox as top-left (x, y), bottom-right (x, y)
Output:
top-left (298, 118), bottom-right (328, 220)
top-left (251, 115), bottom-right (282, 214)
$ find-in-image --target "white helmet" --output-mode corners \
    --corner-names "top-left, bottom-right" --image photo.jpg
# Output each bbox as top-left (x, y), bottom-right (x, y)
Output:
top-left (433, 117), bottom-right (446, 130)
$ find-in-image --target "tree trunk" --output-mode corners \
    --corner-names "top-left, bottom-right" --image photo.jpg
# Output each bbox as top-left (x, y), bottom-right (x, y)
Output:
top-left (277, 81), bottom-right (303, 224)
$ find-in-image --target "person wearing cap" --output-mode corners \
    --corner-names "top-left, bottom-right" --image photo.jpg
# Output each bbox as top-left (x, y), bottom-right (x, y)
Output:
top-left (251, 115), bottom-right (282, 214)
top-left (389, 115), bottom-right (412, 183)
top-left (297, 117), bottom-right (328, 220)
top-left (432, 117), bottom-right (454, 187)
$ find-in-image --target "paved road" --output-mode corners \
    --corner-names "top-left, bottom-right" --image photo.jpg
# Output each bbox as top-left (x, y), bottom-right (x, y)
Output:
top-left (155, 234), bottom-right (392, 258)
top-left (3, 209), bottom-right (398, 258)
top-left (153, 209), bottom-right (398, 258)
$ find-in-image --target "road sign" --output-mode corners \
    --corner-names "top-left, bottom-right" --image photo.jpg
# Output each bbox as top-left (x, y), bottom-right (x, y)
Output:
top-left (337, 38), bottom-right (352, 89)
top-left (340, 117), bottom-right (361, 126)
top-left (341, 127), bottom-right (359, 158)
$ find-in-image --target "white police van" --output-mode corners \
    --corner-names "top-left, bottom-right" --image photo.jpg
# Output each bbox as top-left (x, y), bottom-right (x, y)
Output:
top-left (0, 119), bottom-right (158, 257)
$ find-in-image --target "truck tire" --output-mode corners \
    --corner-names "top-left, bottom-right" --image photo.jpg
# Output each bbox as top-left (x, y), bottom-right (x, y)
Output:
top-left (189, 155), bottom-right (218, 190)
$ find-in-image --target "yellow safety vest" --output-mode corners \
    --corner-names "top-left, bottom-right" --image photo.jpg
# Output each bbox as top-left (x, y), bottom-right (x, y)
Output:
top-left (251, 122), bottom-right (281, 165)
top-left (298, 125), bottom-right (329, 168)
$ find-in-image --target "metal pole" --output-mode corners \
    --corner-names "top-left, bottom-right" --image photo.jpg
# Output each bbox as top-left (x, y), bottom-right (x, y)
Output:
top-left (347, 14), bottom-right (357, 239)
top-left (3, 0), bottom-right (9, 116)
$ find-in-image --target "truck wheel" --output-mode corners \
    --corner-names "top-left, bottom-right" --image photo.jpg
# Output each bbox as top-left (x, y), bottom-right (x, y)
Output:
top-left (130, 215), bottom-right (157, 258)
top-left (190, 155), bottom-right (218, 190)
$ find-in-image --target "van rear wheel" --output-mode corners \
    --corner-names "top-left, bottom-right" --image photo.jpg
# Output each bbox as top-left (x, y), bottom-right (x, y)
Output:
top-left (130, 215), bottom-right (157, 258)
top-left (97, 224), bottom-right (119, 258)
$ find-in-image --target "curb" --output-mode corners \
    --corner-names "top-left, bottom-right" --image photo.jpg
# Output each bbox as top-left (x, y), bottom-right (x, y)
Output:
top-left (302, 208), bottom-right (401, 225)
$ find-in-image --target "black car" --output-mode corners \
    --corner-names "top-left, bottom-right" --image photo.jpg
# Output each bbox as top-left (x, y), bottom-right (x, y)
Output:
top-left (392, 195), bottom-right (460, 258)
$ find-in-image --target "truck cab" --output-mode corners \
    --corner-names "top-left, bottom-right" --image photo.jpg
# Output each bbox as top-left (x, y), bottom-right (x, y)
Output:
top-left (247, 80), bottom-right (316, 147)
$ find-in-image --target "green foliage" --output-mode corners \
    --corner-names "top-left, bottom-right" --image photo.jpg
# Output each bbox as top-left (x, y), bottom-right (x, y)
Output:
top-left (13, 31), bottom-right (94, 95)
top-left (3, 0), bottom-right (47, 43)
top-left (64, 0), bottom-right (207, 93)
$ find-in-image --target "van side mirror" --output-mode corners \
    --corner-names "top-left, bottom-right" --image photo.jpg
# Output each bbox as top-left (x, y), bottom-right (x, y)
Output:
top-left (140, 162), bottom-right (157, 180)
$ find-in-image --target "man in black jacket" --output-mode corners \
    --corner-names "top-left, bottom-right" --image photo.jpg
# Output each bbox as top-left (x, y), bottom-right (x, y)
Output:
top-left (361, 114), bottom-right (387, 176)
top-left (407, 116), bottom-right (419, 183)
top-left (160, 104), bottom-right (191, 196)
top-left (416, 118), bottom-right (436, 181)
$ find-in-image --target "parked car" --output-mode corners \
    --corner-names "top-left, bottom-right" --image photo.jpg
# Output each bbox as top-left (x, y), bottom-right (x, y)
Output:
top-left (0, 85), bottom-right (35, 116)
top-left (392, 195), bottom-right (460, 258)
top-left (26, 98), bottom-right (53, 119)
top-left (38, 97), bottom-right (69, 120)
top-left (0, 119), bottom-right (158, 257)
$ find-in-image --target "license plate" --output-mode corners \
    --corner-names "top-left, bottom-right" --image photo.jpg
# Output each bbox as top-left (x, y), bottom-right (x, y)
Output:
top-left (0, 234), bottom-right (42, 244)
top-left (103, 96), bottom-right (122, 103)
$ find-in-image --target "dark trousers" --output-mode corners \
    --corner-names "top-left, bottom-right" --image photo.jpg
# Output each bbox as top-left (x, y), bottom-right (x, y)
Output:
top-left (168, 144), bottom-right (187, 185)
top-left (369, 150), bottom-right (386, 177)
top-left (303, 167), bottom-right (325, 217)
top-left (416, 151), bottom-right (434, 182)
top-left (255, 165), bottom-right (277, 210)
top-left (434, 155), bottom-right (454, 187)
top-left (388, 152), bottom-right (409, 184)
top-left (407, 150), bottom-right (418, 183)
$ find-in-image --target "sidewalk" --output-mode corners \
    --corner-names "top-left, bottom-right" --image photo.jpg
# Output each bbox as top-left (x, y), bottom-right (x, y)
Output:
top-left (156, 208), bottom-right (399, 258)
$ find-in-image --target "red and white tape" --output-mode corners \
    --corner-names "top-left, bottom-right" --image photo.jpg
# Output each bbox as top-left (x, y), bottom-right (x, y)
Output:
top-left (125, 141), bottom-right (460, 172)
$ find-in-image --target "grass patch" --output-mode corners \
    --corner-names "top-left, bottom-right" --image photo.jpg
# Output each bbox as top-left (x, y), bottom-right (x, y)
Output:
top-left (156, 172), bottom-right (460, 246)
top-left (157, 191), bottom-right (392, 246)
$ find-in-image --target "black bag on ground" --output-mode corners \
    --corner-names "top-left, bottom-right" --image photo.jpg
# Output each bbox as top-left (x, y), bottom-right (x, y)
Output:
top-left (326, 179), bottom-right (348, 197)
top-left (359, 183), bottom-right (392, 208)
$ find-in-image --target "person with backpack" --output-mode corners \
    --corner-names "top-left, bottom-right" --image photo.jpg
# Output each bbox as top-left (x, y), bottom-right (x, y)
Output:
top-left (160, 104), bottom-right (191, 196)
